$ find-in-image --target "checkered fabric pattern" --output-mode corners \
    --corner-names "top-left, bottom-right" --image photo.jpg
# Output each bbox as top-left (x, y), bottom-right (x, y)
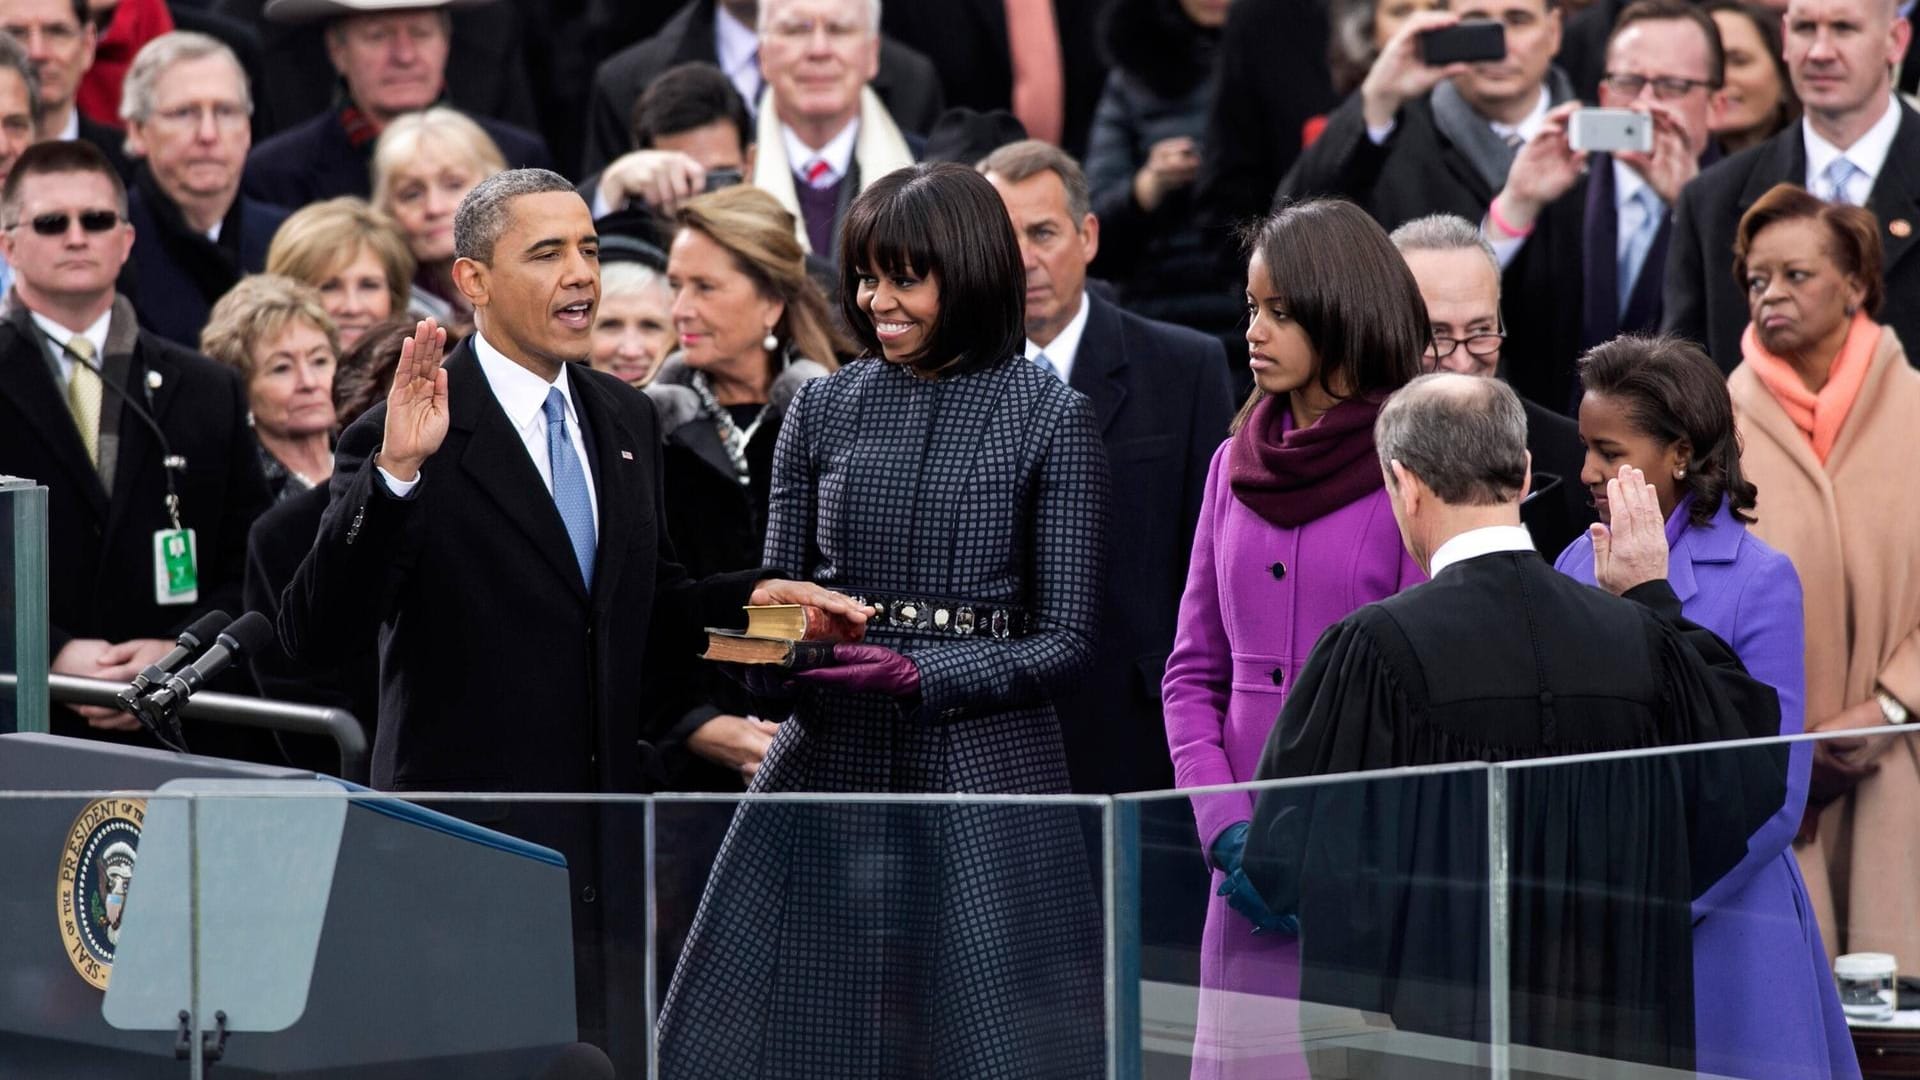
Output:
top-left (657, 357), bottom-right (1112, 1077)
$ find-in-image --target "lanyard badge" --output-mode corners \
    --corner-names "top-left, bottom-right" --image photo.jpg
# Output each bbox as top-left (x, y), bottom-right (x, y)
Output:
top-left (152, 527), bottom-right (197, 605)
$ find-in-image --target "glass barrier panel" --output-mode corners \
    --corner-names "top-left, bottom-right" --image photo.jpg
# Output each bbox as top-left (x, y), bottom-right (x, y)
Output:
top-left (1493, 725), bottom-right (1913, 1080)
top-left (651, 792), bottom-right (1113, 1078)
top-left (1119, 764), bottom-right (1503, 1079)
top-left (0, 477), bottom-right (50, 734)
top-left (0, 788), bottom-right (193, 1078)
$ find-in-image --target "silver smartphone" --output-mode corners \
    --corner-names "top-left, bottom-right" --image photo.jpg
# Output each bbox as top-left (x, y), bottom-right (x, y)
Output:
top-left (1567, 108), bottom-right (1654, 154)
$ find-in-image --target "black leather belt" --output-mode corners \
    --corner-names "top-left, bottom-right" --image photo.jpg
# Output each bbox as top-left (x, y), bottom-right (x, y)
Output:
top-left (848, 592), bottom-right (1034, 640)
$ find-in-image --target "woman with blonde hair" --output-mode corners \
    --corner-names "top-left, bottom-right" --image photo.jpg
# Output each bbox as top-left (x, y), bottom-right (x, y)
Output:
top-left (590, 255), bottom-right (674, 389)
top-left (200, 274), bottom-right (341, 502)
top-left (266, 197), bottom-right (415, 350)
top-left (646, 183), bottom-right (849, 790)
top-left (370, 107), bottom-right (506, 335)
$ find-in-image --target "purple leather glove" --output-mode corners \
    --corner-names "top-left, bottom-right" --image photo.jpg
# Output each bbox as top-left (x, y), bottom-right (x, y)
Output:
top-left (790, 643), bottom-right (921, 698)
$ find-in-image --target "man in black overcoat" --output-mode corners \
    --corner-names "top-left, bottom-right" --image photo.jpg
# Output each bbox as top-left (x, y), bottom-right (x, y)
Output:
top-left (982, 140), bottom-right (1235, 796)
top-left (577, 0), bottom-right (943, 176)
top-left (1278, 0), bottom-right (1574, 232)
top-left (276, 168), bottom-right (863, 1075)
top-left (240, 0), bottom-right (551, 210)
top-left (0, 140), bottom-right (270, 746)
top-left (1490, 2), bottom-right (1724, 413)
top-left (1663, 0), bottom-right (1919, 371)
top-left (1240, 374), bottom-right (1785, 1074)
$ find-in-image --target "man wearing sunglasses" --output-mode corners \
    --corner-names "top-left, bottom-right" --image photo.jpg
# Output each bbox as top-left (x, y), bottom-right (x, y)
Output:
top-left (1485, 0), bottom-right (1723, 413)
top-left (1392, 212), bottom-right (1592, 558)
top-left (0, 138), bottom-right (271, 752)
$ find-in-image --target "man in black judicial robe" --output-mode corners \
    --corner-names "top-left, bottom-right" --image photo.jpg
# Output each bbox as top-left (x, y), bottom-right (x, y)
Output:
top-left (1240, 374), bottom-right (1785, 1073)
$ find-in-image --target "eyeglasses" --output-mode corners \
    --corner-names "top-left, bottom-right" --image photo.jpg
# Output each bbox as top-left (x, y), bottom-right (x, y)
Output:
top-left (6, 210), bottom-right (122, 236)
top-left (1428, 333), bottom-right (1506, 359)
top-left (1601, 72), bottom-right (1715, 100)
top-left (148, 102), bottom-right (250, 134)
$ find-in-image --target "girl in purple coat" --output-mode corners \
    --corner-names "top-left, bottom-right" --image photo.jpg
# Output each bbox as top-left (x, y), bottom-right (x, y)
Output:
top-left (1162, 199), bottom-right (1425, 1079)
top-left (1554, 336), bottom-right (1855, 1080)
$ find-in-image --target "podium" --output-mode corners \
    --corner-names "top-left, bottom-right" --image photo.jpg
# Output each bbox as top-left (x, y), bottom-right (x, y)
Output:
top-left (0, 733), bottom-right (581, 1078)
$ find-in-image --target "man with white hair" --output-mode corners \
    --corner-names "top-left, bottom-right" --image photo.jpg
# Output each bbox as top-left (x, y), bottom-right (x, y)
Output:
top-left (119, 31), bottom-right (286, 347)
top-left (750, 0), bottom-right (921, 258)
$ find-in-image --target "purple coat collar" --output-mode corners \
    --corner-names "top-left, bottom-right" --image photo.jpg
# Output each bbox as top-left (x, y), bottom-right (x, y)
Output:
top-left (1664, 494), bottom-right (1745, 606)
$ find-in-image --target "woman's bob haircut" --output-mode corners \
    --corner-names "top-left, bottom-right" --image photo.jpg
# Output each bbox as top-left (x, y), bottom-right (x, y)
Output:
top-left (837, 163), bottom-right (1026, 377)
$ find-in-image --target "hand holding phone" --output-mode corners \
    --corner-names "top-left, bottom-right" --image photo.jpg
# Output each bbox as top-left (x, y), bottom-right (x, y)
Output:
top-left (1567, 108), bottom-right (1655, 154)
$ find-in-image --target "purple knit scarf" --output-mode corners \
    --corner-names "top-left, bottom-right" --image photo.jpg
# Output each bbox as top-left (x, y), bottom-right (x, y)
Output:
top-left (1229, 393), bottom-right (1387, 528)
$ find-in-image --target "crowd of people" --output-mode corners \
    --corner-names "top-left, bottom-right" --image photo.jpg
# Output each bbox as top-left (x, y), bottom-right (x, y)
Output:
top-left (0, 0), bottom-right (1915, 1076)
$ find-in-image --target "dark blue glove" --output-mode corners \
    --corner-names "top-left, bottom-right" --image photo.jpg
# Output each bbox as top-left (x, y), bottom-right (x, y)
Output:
top-left (1211, 821), bottom-right (1300, 936)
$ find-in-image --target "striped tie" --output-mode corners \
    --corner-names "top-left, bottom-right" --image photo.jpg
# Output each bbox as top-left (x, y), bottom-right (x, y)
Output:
top-left (803, 159), bottom-right (832, 189)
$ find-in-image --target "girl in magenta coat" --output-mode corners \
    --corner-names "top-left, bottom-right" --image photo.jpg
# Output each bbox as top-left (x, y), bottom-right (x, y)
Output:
top-left (1163, 200), bottom-right (1427, 1080)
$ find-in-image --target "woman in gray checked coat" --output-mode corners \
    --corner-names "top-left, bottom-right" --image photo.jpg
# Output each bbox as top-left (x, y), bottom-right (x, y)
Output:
top-left (657, 164), bottom-right (1112, 1078)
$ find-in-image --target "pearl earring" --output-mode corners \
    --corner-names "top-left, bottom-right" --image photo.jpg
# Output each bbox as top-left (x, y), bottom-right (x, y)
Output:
top-left (1675, 468), bottom-right (1687, 480)
top-left (763, 330), bottom-right (779, 352)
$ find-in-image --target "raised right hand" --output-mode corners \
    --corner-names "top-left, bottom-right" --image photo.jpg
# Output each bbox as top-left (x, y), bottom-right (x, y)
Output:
top-left (1492, 101), bottom-right (1588, 233)
top-left (376, 318), bottom-right (450, 482)
top-left (1590, 464), bottom-right (1669, 595)
top-left (1361, 11), bottom-right (1471, 130)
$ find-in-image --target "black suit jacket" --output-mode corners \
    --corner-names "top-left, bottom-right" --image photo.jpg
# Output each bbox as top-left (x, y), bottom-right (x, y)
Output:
top-left (1054, 293), bottom-right (1235, 794)
top-left (1664, 102), bottom-right (1920, 371)
top-left (0, 301), bottom-right (270, 738)
top-left (243, 107), bottom-right (552, 211)
top-left (578, 0), bottom-right (946, 174)
top-left (1503, 155), bottom-right (1679, 414)
top-left (125, 186), bottom-right (288, 348)
top-left (1279, 91), bottom-right (1499, 232)
top-left (1520, 398), bottom-right (1591, 561)
top-left (277, 342), bottom-right (756, 1073)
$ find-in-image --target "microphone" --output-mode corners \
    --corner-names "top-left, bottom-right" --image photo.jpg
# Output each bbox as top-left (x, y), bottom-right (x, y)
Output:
top-left (115, 609), bottom-right (229, 712)
top-left (140, 612), bottom-right (275, 718)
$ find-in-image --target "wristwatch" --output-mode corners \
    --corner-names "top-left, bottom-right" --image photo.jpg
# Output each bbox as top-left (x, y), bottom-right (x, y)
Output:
top-left (1876, 688), bottom-right (1910, 725)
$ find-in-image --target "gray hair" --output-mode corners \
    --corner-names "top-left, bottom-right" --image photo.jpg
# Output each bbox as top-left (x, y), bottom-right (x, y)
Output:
top-left (1389, 213), bottom-right (1502, 286)
top-left (601, 260), bottom-right (667, 301)
top-left (977, 138), bottom-right (1092, 223)
top-left (0, 33), bottom-right (40, 119)
top-left (1376, 373), bottom-right (1530, 506)
top-left (453, 168), bottom-right (577, 263)
top-left (118, 31), bottom-right (252, 126)
top-left (759, 0), bottom-right (883, 34)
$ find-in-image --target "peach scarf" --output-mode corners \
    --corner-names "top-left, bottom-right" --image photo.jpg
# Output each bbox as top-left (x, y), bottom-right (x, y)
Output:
top-left (1740, 311), bottom-right (1881, 464)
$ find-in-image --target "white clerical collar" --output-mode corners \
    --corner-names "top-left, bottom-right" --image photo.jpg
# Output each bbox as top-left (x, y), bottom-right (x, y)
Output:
top-left (1489, 87), bottom-right (1552, 145)
top-left (472, 330), bottom-right (576, 432)
top-left (714, 5), bottom-right (760, 113)
top-left (1803, 94), bottom-right (1902, 188)
top-left (1428, 524), bottom-right (1536, 578)
top-left (1025, 290), bottom-right (1091, 384)
top-left (782, 115), bottom-right (859, 184)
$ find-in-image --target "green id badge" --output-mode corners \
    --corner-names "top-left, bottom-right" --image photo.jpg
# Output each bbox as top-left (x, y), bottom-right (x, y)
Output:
top-left (153, 528), bottom-right (198, 605)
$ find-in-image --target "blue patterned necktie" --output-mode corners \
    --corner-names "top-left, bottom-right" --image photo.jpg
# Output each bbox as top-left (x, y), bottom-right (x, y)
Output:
top-left (1823, 157), bottom-right (1863, 206)
top-left (1618, 185), bottom-right (1661, 319)
top-left (543, 387), bottom-right (597, 590)
top-left (1032, 350), bottom-right (1059, 380)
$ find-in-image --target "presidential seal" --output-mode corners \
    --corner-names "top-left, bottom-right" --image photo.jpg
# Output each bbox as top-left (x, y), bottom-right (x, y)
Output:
top-left (56, 797), bottom-right (146, 990)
